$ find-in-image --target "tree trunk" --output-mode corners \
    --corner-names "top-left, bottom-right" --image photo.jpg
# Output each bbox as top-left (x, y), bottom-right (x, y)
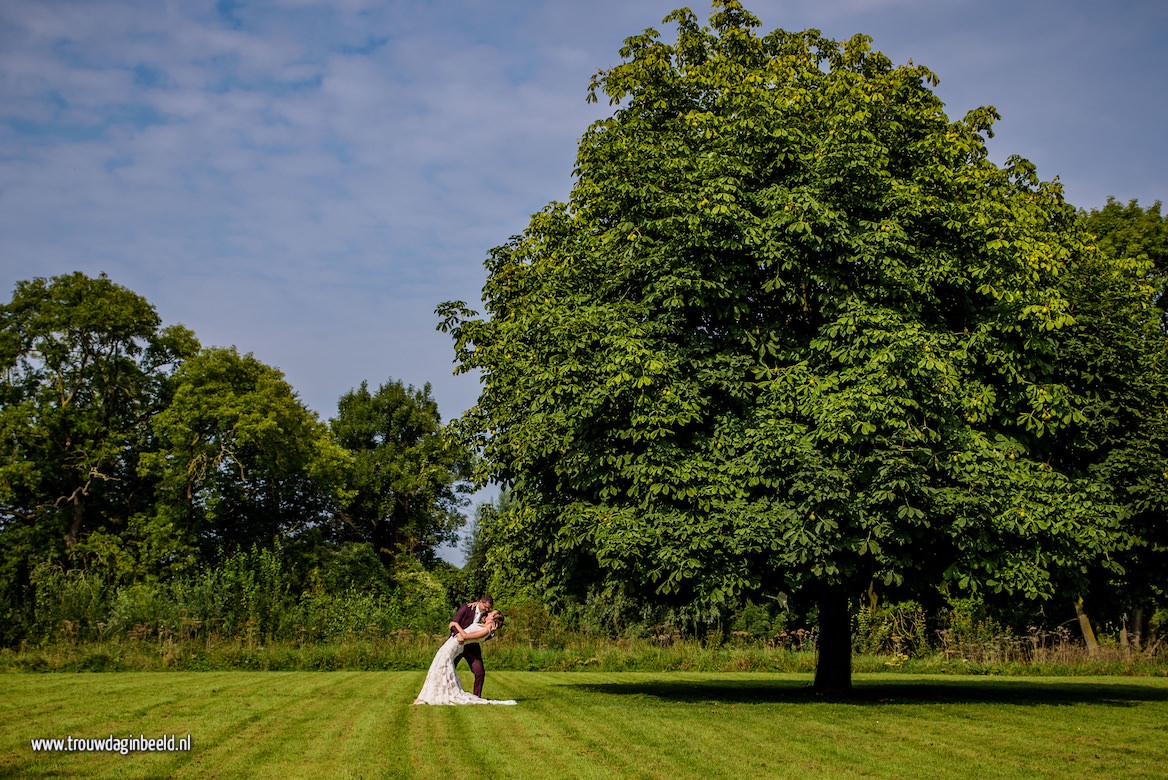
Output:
top-left (66, 492), bottom-right (84, 549)
top-left (1074, 596), bottom-right (1098, 656)
top-left (814, 589), bottom-right (853, 694)
top-left (371, 517), bottom-right (397, 572)
top-left (1132, 607), bottom-right (1144, 651)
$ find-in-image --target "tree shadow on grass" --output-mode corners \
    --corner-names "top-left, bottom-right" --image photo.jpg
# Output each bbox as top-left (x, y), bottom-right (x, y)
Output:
top-left (557, 676), bottom-right (1168, 707)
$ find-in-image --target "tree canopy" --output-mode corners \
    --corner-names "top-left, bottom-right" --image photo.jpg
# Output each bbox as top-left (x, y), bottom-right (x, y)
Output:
top-left (140, 346), bottom-right (354, 570)
top-left (439, 1), bottom-right (1147, 691)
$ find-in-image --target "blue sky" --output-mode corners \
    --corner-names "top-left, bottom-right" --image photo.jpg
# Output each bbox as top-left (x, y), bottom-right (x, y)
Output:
top-left (2, 0), bottom-right (1166, 556)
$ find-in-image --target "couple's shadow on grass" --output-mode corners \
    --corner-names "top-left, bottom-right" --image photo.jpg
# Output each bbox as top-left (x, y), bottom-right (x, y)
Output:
top-left (558, 677), bottom-right (1168, 707)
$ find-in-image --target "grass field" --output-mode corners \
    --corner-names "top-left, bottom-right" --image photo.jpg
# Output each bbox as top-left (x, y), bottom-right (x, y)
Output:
top-left (3, 671), bottom-right (1167, 779)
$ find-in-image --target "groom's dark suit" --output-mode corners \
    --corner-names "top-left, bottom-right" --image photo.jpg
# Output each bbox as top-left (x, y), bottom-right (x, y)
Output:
top-left (451, 602), bottom-right (486, 697)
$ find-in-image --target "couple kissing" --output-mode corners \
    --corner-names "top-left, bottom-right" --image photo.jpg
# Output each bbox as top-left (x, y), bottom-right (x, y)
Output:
top-left (413, 594), bottom-right (515, 706)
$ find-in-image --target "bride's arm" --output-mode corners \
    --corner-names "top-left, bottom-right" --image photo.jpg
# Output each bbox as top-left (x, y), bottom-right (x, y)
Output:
top-left (456, 623), bottom-right (491, 644)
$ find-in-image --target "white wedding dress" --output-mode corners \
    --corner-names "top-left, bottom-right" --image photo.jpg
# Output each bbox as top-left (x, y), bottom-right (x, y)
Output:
top-left (413, 634), bottom-right (517, 705)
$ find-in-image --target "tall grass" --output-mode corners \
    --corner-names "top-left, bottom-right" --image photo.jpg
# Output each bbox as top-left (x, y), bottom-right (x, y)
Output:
top-left (21, 546), bottom-right (453, 648)
top-left (11, 550), bottom-right (1167, 676)
top-left (3, 630), bottom-right (1165, 676)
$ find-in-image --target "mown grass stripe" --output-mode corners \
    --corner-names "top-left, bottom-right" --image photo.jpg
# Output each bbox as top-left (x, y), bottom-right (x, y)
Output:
top-left (332, 672), bottom-right (416, 776)
top-left (497, 672), bottom-right (630, 779)
top-left (3, 672), bottom-right (1167, 779)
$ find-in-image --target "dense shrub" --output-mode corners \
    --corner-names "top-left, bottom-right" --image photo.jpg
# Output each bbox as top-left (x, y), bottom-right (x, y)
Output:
top-left (855, 601), bottom-right (929, 658)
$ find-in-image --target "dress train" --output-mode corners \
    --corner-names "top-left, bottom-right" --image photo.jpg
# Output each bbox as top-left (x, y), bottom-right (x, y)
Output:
top-left (413, 635), bottom-right (516, 705)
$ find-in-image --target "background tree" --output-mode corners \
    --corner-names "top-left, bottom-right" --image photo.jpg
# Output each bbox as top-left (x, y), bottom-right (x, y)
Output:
top-left (0, 273), bottom-right (198, 547)
top-left (0, 272), bottom-right (197, 625)
top-left (1081, 199), bottom-right (1168, 321)
top-left (139, 346), bottom-right (353, 566)
top-left (1074, 201), bottom-right (1168, 645)
top-left (329, 379), bottom-right (472, 569)
top-left (450, 488), bottom-right (517, 605)
top-left (439, 1), bottom-right (1133, 692)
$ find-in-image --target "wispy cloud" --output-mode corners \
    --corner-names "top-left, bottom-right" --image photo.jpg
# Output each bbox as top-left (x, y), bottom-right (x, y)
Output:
top-left (1, 0), bottom-right (1165, 428)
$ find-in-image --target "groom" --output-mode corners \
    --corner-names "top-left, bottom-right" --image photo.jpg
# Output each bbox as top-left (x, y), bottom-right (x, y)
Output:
top-left (449, 594), bottom-right (493, 697)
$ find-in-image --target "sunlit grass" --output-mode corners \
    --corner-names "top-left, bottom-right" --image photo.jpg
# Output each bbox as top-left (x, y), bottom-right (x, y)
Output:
top-left (3, 671), bottom-right (1167, 778)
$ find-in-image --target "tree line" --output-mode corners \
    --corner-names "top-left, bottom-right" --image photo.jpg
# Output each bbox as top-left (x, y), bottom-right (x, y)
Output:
top-left (0, 270), bottom-right (473, 645)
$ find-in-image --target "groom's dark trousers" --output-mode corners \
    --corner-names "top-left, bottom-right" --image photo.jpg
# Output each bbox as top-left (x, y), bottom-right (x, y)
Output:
top-left (451, 603), bottom-right (485, 697)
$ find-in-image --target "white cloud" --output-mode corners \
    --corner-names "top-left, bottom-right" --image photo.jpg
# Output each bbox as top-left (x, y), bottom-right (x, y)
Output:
top-left (2, 0), bottom-right (1165, 433)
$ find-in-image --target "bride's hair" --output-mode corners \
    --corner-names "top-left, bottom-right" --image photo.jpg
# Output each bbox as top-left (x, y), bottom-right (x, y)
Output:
top-left (489, 611), bottom-right (505, 629)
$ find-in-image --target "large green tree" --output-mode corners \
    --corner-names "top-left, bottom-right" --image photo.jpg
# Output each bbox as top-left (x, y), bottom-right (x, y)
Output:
top-left (440, 2), bottom-right (1135, 692)
top-left (329, 379), bottom-right (471, 569)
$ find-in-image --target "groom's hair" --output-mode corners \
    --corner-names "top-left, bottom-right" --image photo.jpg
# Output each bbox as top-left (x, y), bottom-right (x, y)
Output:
top-left (479, 594), bottom-right (494, 606)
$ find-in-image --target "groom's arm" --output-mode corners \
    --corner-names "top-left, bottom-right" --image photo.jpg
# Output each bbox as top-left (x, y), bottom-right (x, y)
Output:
top-left (451, 603), bottom-right (471, 634)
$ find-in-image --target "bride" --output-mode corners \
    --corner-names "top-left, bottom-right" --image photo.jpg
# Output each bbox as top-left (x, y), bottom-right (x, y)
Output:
top-left (413, 610), bottom-right (516, 705)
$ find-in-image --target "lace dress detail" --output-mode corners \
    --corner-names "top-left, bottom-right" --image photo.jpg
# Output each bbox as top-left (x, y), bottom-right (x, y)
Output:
top-left (413, 635), bottom-right (517, 705)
